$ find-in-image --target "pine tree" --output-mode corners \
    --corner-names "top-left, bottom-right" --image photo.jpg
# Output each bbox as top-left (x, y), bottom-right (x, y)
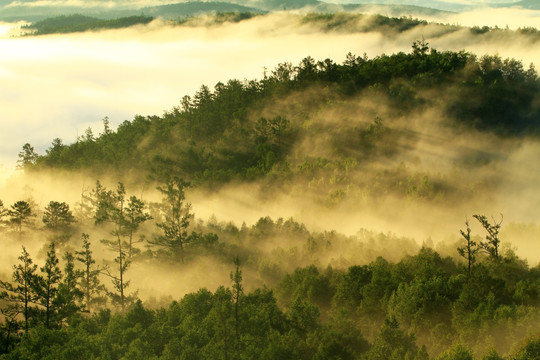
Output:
top-left (98, 183), bottom-right (137, 312)
top-left (54, 252), bottom-right (83, 325)
top-left (42, 201), bottom-right (76, 231)
top-left (124, 196), bottom-right (151, 259)
top-left (75, 233), bottom-right (106, 312)
top-left (35, 242), bottom-right (62, 329)
top-left (230, 257), bottom-right (243, 358)
top-left (16, 143), bottom-right (38, 170)
top-left (150, 178), bottom-right (193, 263)
top-left (0, 247), bottom-right (40, 333)
top-left (457, 219), bottom-right (478, 276)
top-left (8, 201), bottom-right (33, 234)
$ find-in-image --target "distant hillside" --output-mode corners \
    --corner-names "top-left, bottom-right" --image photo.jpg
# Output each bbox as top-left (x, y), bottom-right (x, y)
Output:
top-left (0, 1), bottom-right (262, 21)
top-left (324, 0), bottom-right (468, 12)
top-left (22, 14), bottom-right (154, 35)
top-left (498, 0), bottom-right (540, 10)
top-left (0, 0), bottom-right (451, 21)
top-left (140, 2), bottom-right (264, 19)
top-left (307, 2), bottom-right (449, 17)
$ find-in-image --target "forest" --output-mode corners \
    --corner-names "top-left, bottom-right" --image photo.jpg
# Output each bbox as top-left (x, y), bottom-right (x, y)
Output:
top-left (18, 11), bottom-right (540, 40)
top-left (0, 177), bottom-right (539, 360)
top-left (1, 40), bottom-right (539, 359)
top-left (1, 7), bottom-right (540, 359)
top-left (20, 40), bottom-right (540, 202)
top-left (21, 15), bottom-right (155, 35)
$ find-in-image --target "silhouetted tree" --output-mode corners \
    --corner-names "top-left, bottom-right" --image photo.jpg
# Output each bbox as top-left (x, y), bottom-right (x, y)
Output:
top-left (42, 201), bottom-right (75, 232)
top-left (54, 252), bottom-right (83, 325)
top-left (97, 183), bottom-right (138, 312)
top-left (457, 219), bottom-right (478, 275)
top-left (473, 214), bottom-right (502, 260)
top-left (34, 242), bottom-right (62, 329)
top-left (124, 196), bottom-right (151, 259)
top-left (16, 143), bottom-right (38, 170)
top-left (412, 38), bottom-right (429, 57)
top-left (0, 247), bottom-right (40, 333)
top-left (8, 201), bottom-right (33, 234)
top-left (0, 200), bottom-right (7, 228)
top-left (231, 257), bottom-right (243, 357)
top-left (75, 233), bottom-right (106, 312)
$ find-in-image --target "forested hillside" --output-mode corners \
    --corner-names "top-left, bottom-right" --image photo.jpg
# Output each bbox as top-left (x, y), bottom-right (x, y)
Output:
top-left (3, 14), bottom-right (540, 360)
top-left (21, 14), bottom-right (155, 35)
top-left (21, 43), bottom-right (540, 206)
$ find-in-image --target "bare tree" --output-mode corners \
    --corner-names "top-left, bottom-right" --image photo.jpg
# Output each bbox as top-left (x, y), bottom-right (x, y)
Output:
top-left (473, 214), bottom-right (503, 261)
top-left (457, 219), bottom-right (478, 276)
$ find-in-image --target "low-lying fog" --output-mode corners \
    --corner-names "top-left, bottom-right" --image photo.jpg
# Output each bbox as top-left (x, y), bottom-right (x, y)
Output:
top-left (1, 8), bottom-right (540, 169)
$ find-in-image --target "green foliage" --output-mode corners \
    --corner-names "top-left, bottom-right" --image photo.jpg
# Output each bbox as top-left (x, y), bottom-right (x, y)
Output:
top-left (34, 243), bottom-right (62, 329)
top-left (366, 317), bottom-right (427, 360)
top-left (0, 238), bottom-right (538, 359)
top-left (75, 233), bottom-right (106, 312)
top-left (24, 14), bottom-right (154, 35)
top-left (276, 265), bottom-right (334, 309)
top-left (8, 201), bottom-right (33, 234)
top-left (436, 343), bottom-right (473, 360)
top-left (30, 45), bottom-right (540, 209)
top-left (16, 144), bottom-right (38, 170)
top-left (42, 201), bottom-right (75, 232)
top-left (0, 247), bottom-right (40, 334)
top-left (301, 12), bottom-right (428, 33)
top-left (512, 335), bottom-right (540, 360)
top-left (96, 182), bottom-right (146, 312)
top-left (54, 252), bottom-right (83, 326)
top-left (150, 178), bottom-right (193, 263)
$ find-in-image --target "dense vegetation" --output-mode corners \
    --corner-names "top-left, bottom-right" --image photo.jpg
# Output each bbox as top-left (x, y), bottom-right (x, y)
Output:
top-left (22, 15), bottom-right (155, 35)
top-left (0, 183), bottom-right (539, 359)
top-left (19, 43), bottom-right (540, 209)
top-left (0, 1), bottom-right (262, 22)
top-left (6, 12), bottom-right (540, 359)
top-left (20, 11), bottom-right (540, 42)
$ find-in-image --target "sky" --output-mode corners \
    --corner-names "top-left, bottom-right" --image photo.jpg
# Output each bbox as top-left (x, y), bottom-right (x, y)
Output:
top-left (0, 6), bottom-right (540, 176)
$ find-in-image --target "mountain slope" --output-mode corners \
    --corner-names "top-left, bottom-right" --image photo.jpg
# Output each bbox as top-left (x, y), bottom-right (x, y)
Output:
top-left (0, 0), bottom-right (452, 21)
top-left (25, 42), bottom-right (540, 213)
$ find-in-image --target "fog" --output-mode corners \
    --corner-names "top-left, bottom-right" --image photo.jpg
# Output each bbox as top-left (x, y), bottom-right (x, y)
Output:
top-left (1, 8), bottom-right (540, 302)
top-left (1, 9), bottom-right (540, 169)
top-left (434, 7), bottom-right (540, 29)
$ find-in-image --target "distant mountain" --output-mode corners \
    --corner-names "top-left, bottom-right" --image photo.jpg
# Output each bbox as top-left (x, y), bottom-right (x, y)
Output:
top-left (323, 0), bottom-right (540, 12)
top-left (140, 2), bottom-right (264, 19)
top-left (245, 0), bottom-right (319, 10)
top-left (23, 14), bottom-right (155, 34)
top-left (2, 0), bottom-right (535, 24)
top-left (311, 2), bottom-right (450, 17)
top-left (497, 0), bottom-right (540, 10)
top-left (0, 0), bottom-right (449, 22)
top-left (322, 0), bottom-right (469, 12)
top-left (0, 1), bottom-right (263, 21)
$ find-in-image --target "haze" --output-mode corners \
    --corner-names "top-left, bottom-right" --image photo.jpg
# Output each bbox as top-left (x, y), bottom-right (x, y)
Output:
top-left (0, 7), bottom-right (539, 170)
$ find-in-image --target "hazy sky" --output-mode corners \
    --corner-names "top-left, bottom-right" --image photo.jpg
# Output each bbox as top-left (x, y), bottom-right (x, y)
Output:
top-left (0, 7), bottom-right (539, 174)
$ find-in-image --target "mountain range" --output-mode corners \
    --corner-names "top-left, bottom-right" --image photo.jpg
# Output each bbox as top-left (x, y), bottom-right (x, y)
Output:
top-left (1, 0), bottom-right (539, 22)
